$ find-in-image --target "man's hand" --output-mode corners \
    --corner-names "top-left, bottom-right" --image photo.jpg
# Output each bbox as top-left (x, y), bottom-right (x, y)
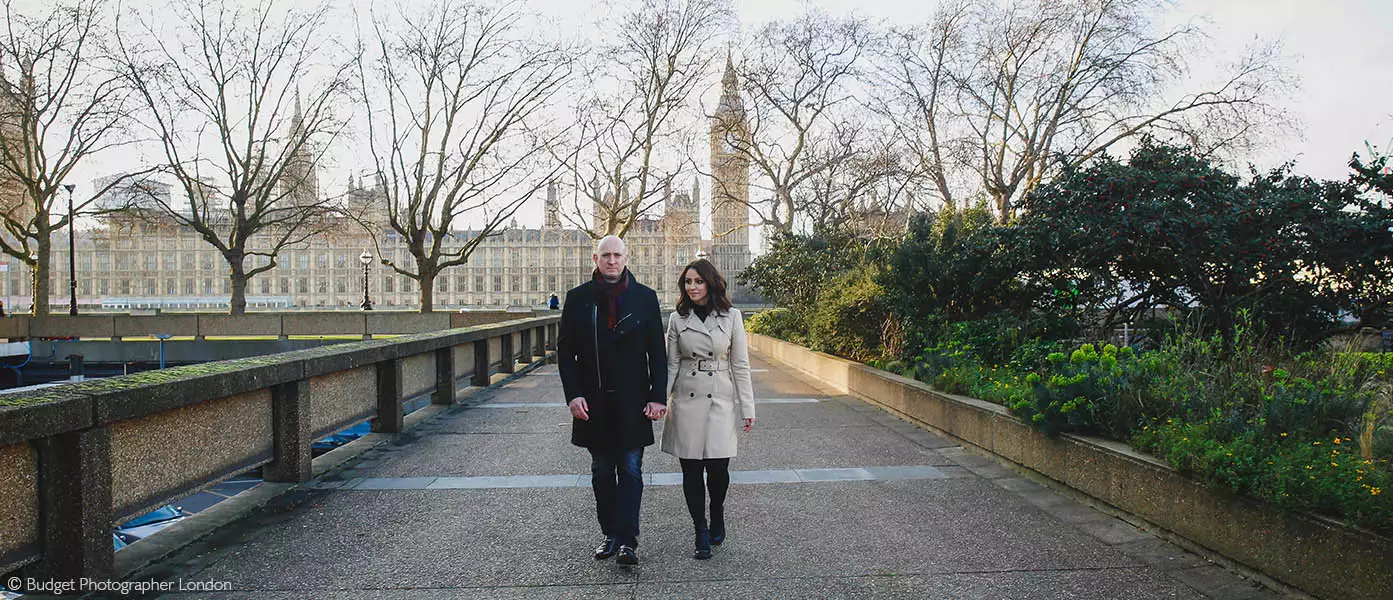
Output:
top-left (643, 402), bottom-right (667, 421)
top-left (743, 418), bottom-right (755, 432)
top-left (568, 397), bottom-right (589, 421)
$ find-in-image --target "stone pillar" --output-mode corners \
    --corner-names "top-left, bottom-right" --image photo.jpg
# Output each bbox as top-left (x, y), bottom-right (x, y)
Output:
top-left (30, 426), bottom-right (114, 581)
top-left (264, 380), bottom-right (312, 482)
top-left (499, 333), bottom-right (516, 374)
top-left (533, 326), bottom-right (546, 358)
top-left (372, 359), bottom-right (404, 433)
top-left (547, 324), bottom-right (558, 350)
top-left (432, 347), bottom-right (456, 405)
top-left (472, 339), bottom-right (490, 387)
top-left (518, 329), bottom-right (532, 365)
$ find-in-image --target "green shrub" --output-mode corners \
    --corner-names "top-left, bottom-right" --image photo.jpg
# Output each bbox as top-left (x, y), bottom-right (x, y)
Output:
top-left (1010, 343), bottom-right (1176, 437)
top-left (806, 267), bottom-right (890, 362)
top-left (1134, 420), bottom-right (1393, 532)
top-left (745, 308), bottom-right (807, 344)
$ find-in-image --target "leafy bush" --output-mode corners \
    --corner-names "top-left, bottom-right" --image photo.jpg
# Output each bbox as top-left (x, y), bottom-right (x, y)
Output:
top-left (806, 266), bottom-right (890, 362)
top-left (745, 308), bottom-right (806, 344)
top-left (1134, 421), bottom-right (1392, 531)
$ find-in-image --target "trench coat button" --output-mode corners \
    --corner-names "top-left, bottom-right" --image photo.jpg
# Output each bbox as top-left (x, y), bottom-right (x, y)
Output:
top-left (707, 394), bottom-right (712, 398)
top-left (708, 372), bottom-right (713, 376)
top-left (691, 371), bottom-right (696, 376)
top-left (690, 393), bottom-right (694, 397)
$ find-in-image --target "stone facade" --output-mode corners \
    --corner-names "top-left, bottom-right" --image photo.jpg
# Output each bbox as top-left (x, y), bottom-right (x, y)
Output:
top-left (0, 59), bottom-right (753, 312)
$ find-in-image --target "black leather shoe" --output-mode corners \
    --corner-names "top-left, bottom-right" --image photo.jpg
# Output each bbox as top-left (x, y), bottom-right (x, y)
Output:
top-left (710, 515), bottom-right (725, 546)
top-left (593, 536), bottom-right (618, 560)
top-left (615, 545), bottom-right (638, 565)
top-left (694, 528), bottom-right (712, 560)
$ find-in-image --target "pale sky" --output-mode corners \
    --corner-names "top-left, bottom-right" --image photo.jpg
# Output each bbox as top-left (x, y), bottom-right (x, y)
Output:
top-left (56, 0), bottom-right (1393, 254)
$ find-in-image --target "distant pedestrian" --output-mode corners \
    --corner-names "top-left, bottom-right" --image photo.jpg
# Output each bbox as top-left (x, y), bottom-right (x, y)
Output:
top-left (661, 258), bottom-right (754, 560)
top-left (549, 293), bottom-right (560, 310)
top-left (0, 300), bottom-right (6, 317)
top-left (557, 235), bottom-right (667, 566)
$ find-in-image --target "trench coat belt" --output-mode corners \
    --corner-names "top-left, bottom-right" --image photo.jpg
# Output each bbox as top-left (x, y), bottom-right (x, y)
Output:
top-left (681, 358), bottom-right (730, 372)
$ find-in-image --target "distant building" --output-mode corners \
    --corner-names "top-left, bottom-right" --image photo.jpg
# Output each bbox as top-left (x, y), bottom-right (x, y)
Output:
top-left (0, 55), bottom-right (757, 312)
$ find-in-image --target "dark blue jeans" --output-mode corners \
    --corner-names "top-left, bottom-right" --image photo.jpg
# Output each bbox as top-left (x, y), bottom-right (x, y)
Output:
top-left (590, 447), bottom-right (644, 548)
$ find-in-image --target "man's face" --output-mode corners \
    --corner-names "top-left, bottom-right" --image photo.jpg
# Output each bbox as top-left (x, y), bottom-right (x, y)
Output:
top-left (593, 239), bottom-right (627, 281)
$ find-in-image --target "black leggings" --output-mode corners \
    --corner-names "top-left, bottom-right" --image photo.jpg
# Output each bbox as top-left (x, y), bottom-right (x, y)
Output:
top-left (679, 458), bottom-right (730, 527)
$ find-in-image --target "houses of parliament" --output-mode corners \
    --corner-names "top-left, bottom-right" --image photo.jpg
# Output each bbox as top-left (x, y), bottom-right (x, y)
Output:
top-left (0, 60), bottom-right (754, 312)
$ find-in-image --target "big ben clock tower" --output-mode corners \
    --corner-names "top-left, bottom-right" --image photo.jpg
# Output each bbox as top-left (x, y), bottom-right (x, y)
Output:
top-left (709, 52), bottom-right (752, 289)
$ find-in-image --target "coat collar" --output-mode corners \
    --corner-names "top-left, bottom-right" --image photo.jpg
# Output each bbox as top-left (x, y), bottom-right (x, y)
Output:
top-left (677, 307), bottom-right (728, 335)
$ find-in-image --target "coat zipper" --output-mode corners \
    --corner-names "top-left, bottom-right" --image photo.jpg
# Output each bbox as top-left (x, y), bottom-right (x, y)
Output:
top-left (592, 304), bottom-right (603, 390)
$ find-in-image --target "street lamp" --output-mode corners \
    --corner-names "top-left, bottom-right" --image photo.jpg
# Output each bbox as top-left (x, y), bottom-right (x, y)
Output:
top-left (64, 184), bottom-right (77, 316)
top-left (359, 250), bottom-right (373, 310)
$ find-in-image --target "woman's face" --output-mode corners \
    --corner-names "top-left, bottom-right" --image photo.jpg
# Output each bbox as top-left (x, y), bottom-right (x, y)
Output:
top-left (683, 268), bottom-right (709, 305)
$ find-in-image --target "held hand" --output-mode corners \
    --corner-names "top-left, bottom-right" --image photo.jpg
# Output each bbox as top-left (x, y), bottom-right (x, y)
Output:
top-left (643, 402), bottom-right (667, 421)
top-left (743, 418), bottom-right (754, 432)
top-left (568, 397), bottom-right (589, 421)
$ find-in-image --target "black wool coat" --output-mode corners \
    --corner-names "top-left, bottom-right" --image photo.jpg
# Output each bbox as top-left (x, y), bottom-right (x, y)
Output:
top-left (557, 274), bottom-right (667, 450)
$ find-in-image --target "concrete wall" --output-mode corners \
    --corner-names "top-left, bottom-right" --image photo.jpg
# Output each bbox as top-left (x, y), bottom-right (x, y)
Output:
top-left (0, 313), bottom-right (559, 582)
top-left (109, 390), bottom-right (274, 520)
top-left (0, 443), bottom-right (37, 574)
top-left (749, 332), bottom-right (1393, 600)
top-left (401, 353), bottom-right (436, 400)
top-left (2, 311), bottom-right (528, 341)
top-left (308, 367), bottom-right (377, 439)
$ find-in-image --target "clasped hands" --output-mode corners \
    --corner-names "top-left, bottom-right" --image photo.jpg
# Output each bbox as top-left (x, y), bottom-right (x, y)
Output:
top-left (568, 397), bottom-right (667, 421)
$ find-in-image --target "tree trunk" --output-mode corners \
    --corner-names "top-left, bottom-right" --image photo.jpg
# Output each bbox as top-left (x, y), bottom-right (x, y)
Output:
top-left (226, 250), bottom-right (248, 315)
top-left (31, 233), bottom-right (51, 316)
top-left (418, 271), bottom-right (435, 313)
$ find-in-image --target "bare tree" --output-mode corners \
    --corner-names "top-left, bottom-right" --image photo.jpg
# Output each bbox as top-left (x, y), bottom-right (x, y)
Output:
top-left (722, 8), bottom-right (874, 235)
top-left (357, 0), bottom-right (573, 312)
top-left (114, 0), bottom-right (354, 315)
top-left (550, 0), bottom-right (731, 238)
top-left (0, 0), bottom-right (143, 315)
top-left (881, 0), bottom-right (1292, 221)
top-left (871, 1), bottom-right (971, 211)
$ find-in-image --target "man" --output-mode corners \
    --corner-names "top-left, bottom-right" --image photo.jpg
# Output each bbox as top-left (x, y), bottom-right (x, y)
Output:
top-left (557, 235), bottom-right (667, 565)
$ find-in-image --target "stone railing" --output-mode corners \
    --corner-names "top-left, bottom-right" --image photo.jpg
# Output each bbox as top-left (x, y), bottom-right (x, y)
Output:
top-left (0, 314), bottom-right (559, 582)
top-left (748, 332), bottom-right (1393, 600)
top-left (0, 310), bottom-right (546, 340)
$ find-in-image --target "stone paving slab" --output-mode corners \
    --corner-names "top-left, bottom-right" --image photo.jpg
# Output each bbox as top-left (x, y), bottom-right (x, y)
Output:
top-left (126, 351), bottom-right (1284, 599)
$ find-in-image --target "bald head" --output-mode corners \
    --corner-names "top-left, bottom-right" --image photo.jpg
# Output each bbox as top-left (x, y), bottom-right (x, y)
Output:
top-left (593, 235), bottom-right (628, 282)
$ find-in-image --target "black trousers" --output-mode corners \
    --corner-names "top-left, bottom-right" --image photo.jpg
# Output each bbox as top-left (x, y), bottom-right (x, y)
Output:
top-left (678, 458), bottom-right (730, 528)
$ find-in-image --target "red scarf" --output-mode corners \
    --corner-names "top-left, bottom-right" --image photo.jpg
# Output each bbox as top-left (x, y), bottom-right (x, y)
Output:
top-left (593, 268), bottom-right (630, 329)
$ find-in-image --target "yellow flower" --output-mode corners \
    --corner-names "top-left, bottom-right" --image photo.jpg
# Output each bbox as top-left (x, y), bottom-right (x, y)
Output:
top-left (1373, 488), bottom-right (1382, 496)
top-left (1333, 438), bottom-right (1342, 445)
top-left (1330, 462), bottom-right (1339, 467)
top-left (1305, 465), bottom-right (1313, 470)
top-left (1280, 432), bottom-right (1288, 437)
top-left (1313, 441), bottom-right (1321, 445)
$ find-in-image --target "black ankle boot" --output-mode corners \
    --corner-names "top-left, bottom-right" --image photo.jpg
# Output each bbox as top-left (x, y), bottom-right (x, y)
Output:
top-left (710, 509), bottom-right (725, 545)
top-left (694, 523), bottom-right (712, 560)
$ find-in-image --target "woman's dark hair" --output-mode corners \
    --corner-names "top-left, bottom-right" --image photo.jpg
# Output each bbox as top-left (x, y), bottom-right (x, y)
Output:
top-left (675, 259), bottom-right (732, 316)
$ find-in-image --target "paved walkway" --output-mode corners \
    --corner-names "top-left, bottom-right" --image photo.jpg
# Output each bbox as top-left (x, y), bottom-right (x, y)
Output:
top-left (133, 352), bottom-right (1282, 599)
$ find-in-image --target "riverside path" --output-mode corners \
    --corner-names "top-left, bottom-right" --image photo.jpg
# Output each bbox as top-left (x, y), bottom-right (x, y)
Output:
top-left (126, 352), bottom-right (1283, 599)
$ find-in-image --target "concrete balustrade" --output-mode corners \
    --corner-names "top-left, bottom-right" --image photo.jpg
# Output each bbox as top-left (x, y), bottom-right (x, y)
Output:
top-left (748, 332), bottom-right (1393, 600)
top-left (0, 315), bottom-right (559, 583)
top-left (0, 310), bottom-right (549, 341)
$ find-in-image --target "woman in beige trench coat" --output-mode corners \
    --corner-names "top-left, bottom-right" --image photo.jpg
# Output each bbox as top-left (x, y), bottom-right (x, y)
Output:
top-left (661, 259), bottom-right (755, 560)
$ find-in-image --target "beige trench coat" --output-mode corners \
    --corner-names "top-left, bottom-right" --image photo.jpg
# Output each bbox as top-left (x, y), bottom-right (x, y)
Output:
top-left (660, 308), bottom-right (756, 459)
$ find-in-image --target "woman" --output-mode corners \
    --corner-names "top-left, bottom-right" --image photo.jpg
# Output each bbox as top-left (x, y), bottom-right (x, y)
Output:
top-left (661, 259), bottom-right (755, 560)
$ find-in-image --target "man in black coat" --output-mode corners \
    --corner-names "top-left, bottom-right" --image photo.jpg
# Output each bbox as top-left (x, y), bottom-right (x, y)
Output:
top-left (558, 234), bottom-right (667, 565)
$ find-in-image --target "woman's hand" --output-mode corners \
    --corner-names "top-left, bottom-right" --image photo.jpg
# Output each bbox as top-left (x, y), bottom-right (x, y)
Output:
top-left (743, 418), bottom-right (754, 432)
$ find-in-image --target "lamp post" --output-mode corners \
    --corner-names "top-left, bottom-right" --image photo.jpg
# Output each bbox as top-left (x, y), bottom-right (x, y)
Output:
top-left (64, 184), bottom-right (77, 316)
top-left (359, 250), bottom-right (373, 310)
